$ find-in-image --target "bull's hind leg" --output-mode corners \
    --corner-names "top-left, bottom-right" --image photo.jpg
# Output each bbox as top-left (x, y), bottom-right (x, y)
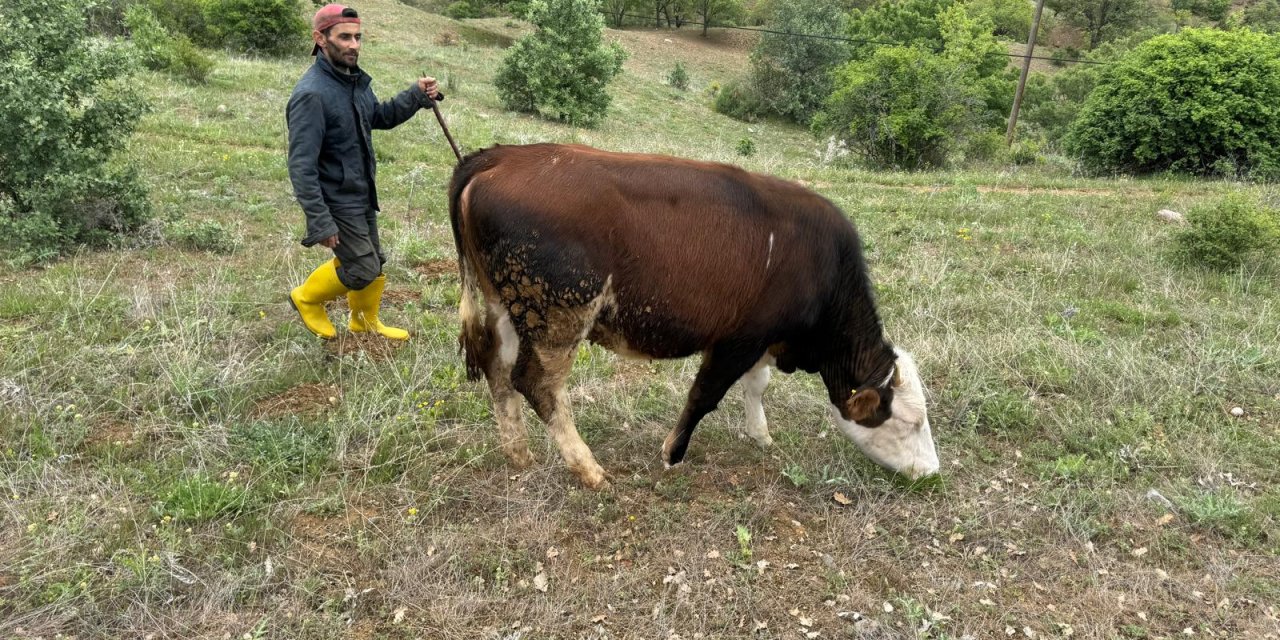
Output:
top-left (663, 344), bottom-right (766, 467)
top-left (486, 303), bottom-right (534, 469)
top-left (512, 341), bottom-right (608, 489)
top-left (739, 354), bottom-right (775, 448)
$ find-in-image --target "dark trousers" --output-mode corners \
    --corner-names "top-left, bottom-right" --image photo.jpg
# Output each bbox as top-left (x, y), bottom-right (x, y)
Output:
top-left (330, 207), bottom-right (386, 291)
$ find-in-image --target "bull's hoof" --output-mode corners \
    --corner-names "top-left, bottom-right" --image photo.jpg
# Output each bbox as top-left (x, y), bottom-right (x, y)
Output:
top-left (506, 448), bottom-right (536, 470)
top-left (579, 474), bottom-right (610, 491)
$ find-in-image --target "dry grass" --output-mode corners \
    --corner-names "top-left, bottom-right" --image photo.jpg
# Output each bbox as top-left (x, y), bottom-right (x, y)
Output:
top-left (1, 1), bottom-right (1278, 638)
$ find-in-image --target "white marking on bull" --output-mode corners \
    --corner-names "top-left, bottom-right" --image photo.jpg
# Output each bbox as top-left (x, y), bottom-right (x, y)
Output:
top-left (765, 233), bottom-right (774, 271)
top-left (488, 303), bottom-right (533, 469)
top-left (829, 348), bottom-right (939, 479)
top-left (739, 354), bottom-right (775, 448)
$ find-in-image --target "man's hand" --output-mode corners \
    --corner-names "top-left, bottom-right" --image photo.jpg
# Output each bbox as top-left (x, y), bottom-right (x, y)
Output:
top-left (418, 77), bottom-right (441, 100)
top-left (319, 234), bottom-right (340, 249)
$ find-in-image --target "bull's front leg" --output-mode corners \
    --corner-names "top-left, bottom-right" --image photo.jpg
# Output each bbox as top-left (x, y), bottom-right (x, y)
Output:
top-left (663, 344), bottom-right (766, 467)
top-left (739, 355), bottom-right (775, 448)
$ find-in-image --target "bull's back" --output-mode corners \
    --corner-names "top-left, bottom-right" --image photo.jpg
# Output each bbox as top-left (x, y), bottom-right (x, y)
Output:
top-left (457, 144), bottom-right (847, 353)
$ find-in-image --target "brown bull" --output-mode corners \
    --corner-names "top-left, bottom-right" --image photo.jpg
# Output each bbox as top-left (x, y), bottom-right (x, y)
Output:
top-left (449, 143), bottom-right (938, 489)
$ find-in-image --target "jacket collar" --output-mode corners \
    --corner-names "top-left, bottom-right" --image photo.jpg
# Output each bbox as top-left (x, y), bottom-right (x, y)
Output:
top-left (314, 54), bottom-right (371, 89)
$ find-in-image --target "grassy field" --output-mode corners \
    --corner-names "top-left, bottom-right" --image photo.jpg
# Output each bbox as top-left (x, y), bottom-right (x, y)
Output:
top-left (2, 1), bottom-right (1279, 638)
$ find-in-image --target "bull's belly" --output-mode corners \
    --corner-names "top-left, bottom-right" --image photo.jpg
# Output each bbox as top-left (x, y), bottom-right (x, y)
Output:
top-left (585, 308), bottom-right (707, 361)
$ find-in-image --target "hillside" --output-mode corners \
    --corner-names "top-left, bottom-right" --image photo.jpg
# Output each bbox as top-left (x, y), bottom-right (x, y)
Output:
top-left (1, 0), bottom-right (1277, 638)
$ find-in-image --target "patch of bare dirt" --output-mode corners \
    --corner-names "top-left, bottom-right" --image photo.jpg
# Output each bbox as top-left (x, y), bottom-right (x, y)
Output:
top-left (413, 258), bottom-right (456, 280)
top-left (611, 26), bottom-right (758, 78)
top-left (324, 333), bottom-right (408, 361)
top-left (380, 288), bottom-right (422, 306)
top-left (249, 383), bottom-right (342, 419)
top-left (82, 421), bottom-right (136, 449)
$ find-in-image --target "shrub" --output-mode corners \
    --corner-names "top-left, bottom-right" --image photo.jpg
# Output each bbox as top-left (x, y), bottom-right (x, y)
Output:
top-left (1172, 0), bottom-right (1231, 22)
top-left (735, 137), bottom-right (756, 156)
top-left (1244, 0), bottom-right (1280, 33)
top-left (0, 0), bottom-right (151, 266)
top-left (146, 0), bottom-right (215, 44)
top-left (1173, 196), bottom-right (1280, 271)
top-left (494, 0), bottom-right (627, 127)
top-left (168, 218), bottom-right (240, 254)
top-left (204, 0), bottom-right (309, 56)
top-left (1007, 139), bottom-right (1042, 165)
top-left (814, 5), bottom-right (1006, 169)
top-left (1065, 28), bottom-right (1280, 179)
top-left (713, 77), bottom-right (765, 122)
top-left (125, 5), bottom-right (216, 82)
top-left (748, 0), bottom-right (847, 124)
top-left (668, 61), bottom-right (690, 90)
top-left (968, 0), bottom-right (1034, 41)
top-left (446, 0), bottom-right (497, 19)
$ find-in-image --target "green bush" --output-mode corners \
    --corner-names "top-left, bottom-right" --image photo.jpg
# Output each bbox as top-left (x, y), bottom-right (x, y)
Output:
top-left (125, 5), bottom-right (216, 82)
top-left (1173, 196), bottom-right (1280, 271)
top-left (735, 137), bottom-right (756, 156)
top-left (446, 0), bottom-right (497, 18)
top-left (168, 218), bottom-right (240, 254)
top-left (1066, 28), bottom-right (1280, 179)
top-left (0, 0), bottom-right (151, 266)
top-left (146, 0), bottom-right (215, 44)
top-left (205, 0), bottom-right (308, 56)
top-left (814, 5), bottom-right (1007, 169)
top-left (668, 61), bottom-right (690, 90)
top-left (749, 0), bottom-right (847, 125)
top-left (713, 77), bottom-right (765, 122)
top-left (1244, 0), bottom-right (1280, 33)
top-left (1172, 0), bottom-right (1231, 22)
top-left (494, 0), bottom-right (627, 127)
top-left (968, 0), bottom-right (1034, 41)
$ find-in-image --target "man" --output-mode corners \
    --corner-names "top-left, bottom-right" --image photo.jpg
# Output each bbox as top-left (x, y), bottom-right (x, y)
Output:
top-left (287, 4), bottom-right (441, 341)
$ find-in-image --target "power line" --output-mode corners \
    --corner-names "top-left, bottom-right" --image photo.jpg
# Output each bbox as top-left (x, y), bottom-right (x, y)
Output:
top-left (603, 11), bottom-right (1111, 66)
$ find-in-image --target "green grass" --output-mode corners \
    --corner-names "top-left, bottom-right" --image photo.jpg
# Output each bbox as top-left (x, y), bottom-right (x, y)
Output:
top-left (1, 0), bottom-right (1279, 637)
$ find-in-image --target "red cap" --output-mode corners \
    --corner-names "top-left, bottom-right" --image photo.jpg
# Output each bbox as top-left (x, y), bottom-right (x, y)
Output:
top-left (311, 4), bottom-right (360, 56)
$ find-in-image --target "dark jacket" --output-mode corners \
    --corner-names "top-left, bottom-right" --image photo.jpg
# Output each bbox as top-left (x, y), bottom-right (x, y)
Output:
top-left (286, 55), bottom-right (435, 246)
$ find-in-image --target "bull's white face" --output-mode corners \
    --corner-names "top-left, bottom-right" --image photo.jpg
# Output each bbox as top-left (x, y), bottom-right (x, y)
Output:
top-left (830, 348), bottom-right (939, 479)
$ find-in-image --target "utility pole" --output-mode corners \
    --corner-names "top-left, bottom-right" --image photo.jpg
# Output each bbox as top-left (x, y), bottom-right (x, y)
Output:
top-left (1006, 0), bottom-right (1046, 146)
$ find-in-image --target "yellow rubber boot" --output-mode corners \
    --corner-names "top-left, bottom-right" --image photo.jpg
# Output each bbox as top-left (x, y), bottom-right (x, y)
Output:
top-left (348, 274), bottom-right (410, 340)
top-left (289, 258), bottom-right (348, 339)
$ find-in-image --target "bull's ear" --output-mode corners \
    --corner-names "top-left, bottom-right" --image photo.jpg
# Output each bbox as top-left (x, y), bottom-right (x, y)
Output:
top-left (846, 388), bottom-right (880, 424)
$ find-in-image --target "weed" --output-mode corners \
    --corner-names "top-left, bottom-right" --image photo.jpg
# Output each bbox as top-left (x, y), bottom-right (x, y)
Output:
top-left (154, 474), bottom-right (248, 523)
top-left (667, 61), bottom-right (690, 90)
top-left (781, 463), bottom-right (810, 489)
top-left (1177, 488), bottom-right (1260, 541)
top-left (734, 524), bottom-right (752, 563)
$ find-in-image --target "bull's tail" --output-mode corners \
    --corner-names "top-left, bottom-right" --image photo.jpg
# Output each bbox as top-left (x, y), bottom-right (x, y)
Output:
top-left (449, 148), bottom-right (500, 382)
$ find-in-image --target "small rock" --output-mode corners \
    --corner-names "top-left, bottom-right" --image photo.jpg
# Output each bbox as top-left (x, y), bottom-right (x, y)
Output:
top-left (1146, 489), bottom-right (1175, 509)
top-left (1156, 209), bottom-right (1186, 224)
top-left (1229, 406), bottom-right (1244, 417)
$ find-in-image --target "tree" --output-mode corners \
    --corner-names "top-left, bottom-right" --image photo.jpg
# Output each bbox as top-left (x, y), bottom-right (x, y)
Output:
top-left (0, 0), bottom-right (150, 265)
top-left (748, 0), bottom-right (848, 124)
top-left (846, 0), bottom-right (955, 52)
top-left (814, 4), bottom-right (1007, 168)
top-left (1045, 0), bottom-right (1151, 49)
top-left (601, 0), bottom-right (638, 27)
top-left (1065, 28), bottom-right (1280, 178)
top-left (967, 0), bottom-right (1035, 41)
top-left (495, 0), bottom-right (628, 127)
top-left (1244, 0), bottom-right (1280, 33)
top-left (692, 0), bottom-right (743, 35)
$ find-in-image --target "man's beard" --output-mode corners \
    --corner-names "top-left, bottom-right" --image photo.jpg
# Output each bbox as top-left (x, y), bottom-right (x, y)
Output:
top-left (324, 42), bottom-right (358, 72)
